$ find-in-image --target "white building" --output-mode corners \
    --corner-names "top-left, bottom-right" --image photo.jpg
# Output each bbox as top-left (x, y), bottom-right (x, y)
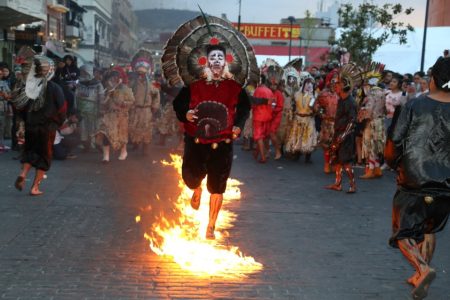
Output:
top-left (77, 0), bottom-right (112, 67)
top-left (0, 0), bottom-right (47, 64)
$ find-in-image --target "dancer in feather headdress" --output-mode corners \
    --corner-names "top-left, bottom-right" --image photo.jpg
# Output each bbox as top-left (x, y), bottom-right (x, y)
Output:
top-left (13, 55), bottom-right (66, 196)
top-left (167, 12), bottom-right (257, 239)
top-left (358, 62), bottom-right (386, 179)
top-left (128, 48), bottom-right (160, 154)
top-left (325, 63), bottom-right (362, 193)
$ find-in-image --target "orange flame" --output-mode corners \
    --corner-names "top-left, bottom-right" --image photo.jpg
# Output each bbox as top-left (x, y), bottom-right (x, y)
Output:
top-left (140, 154), bottom-right (263, 278)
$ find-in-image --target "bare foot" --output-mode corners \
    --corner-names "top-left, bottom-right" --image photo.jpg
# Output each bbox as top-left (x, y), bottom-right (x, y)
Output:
top-left (30, 186), bottom-right (44, 196)
top-left (407, 272), bottom-right (420, 287)
top-left (190, 187), bottom-right (202, 210)
top-left (206, 226), bottom-right (215, 240)
top-left (325, 184), bottom-right (342, 191)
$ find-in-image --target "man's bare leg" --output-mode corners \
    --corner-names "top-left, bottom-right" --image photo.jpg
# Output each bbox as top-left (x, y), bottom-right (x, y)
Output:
top-left (190, 186), bottom-right (202, 210)
top-left (30, 169), bottom-right (45, 196)
top-left (408, 234), bottom-right (437, 286)
top-left (398, 238), bottom-right (436, 299)
top-left (269, 132), bottom-right (281, 160)
top-left (206, 193), bottom-right (223, 239)
top-left (254, 139), bottom-right (266, 163)
top-left (325, 163), bottom-right (342, 191)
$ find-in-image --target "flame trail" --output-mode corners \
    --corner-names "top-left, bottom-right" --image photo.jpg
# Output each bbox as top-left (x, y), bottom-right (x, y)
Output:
top-left (137, 154), bottom-right (263, 278)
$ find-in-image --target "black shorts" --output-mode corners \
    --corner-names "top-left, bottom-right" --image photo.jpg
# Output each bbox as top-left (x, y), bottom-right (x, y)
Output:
top-left (182, 135), bottom-right (233, 194)
top-left (389, 189), bottom-right (450, 248)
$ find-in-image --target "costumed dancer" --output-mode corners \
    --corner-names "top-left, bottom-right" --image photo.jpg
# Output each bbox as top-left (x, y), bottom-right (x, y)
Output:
top-left (166, 14), bottom-right (257, 239)
top-left (128, 49), bottom-right (161, 154)
top-left (13, 55), bottom-right (66, 196)
top-left (263, 61), bottom-right (284, 160)
top-left (94, 67), bottom-right (135, 162)
top-left (358, 62), bottom-right (386, 179)
top-left (386, 57), bottom-right (450, 300)
top-left (75, 63), bottom-right (104, 151)
top-left (8, 47), bottom-right (35, 160)
top-left (325, 64), bottom-right (362, 193)
top-left (251, 74), bottom-right (274, 163)
top-left (277, 66), bottom-right (300, 157)
top-left (156, 80), bottom-right (182, 147)
top-left (315, 71), bottom-right (339, 173)
top-left (285, 72), bottom-right (318, 163)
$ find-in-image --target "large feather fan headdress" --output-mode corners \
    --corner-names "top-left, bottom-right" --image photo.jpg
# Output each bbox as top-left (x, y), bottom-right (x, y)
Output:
top-left (161, 14), bottom-right (259, 87)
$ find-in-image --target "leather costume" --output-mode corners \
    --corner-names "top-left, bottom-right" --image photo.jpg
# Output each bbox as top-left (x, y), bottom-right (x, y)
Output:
top-left (387, 95), bottom-right (450, 247)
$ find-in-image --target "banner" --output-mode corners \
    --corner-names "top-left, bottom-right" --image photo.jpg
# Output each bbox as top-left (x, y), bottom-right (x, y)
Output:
top-left (232, 23), bottom-right (301, 40)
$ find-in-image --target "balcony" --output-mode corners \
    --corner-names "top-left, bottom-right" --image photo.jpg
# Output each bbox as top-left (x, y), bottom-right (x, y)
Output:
top-left (47, 0), bottom-right (69, 13)
top-left (65, 25), bottom-right (80, 38)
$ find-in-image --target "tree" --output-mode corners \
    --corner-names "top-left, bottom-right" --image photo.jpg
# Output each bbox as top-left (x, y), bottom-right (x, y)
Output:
top-left (329, 3), bottom-right (414, 65)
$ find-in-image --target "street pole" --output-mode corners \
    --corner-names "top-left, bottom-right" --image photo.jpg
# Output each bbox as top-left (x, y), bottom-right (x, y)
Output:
top-left (238, 0), bottom-right (242, 31)
top-left (288, 16), bottom-right (295, 61)
top-left (299, 36), bottom-right (302, 58)
top-left (420, 0), bottom-right (430, 72)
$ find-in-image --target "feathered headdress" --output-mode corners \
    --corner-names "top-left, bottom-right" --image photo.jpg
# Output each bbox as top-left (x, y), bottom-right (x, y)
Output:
top-left (284, 58), bottom-right (303, 72)
top-left (338, 63), bottom-right (363, 91)
top-left (361, 61), bottom-right (385, 86)
top-left (283, 66), bottom-right (300, 83)
top-left (104, 66), bottom-right (128, 85)
top-left (131, 48), bottom-right (153, 73)
top-left (261, 58), bottom-right (283, 86)
top-left (161, 13), bottom-right (259, 87)
top-left (15, 46), bottom-right (36, 78)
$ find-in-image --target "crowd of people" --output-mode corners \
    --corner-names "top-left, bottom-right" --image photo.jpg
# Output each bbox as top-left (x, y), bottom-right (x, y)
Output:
top-left (0, 48), bottom-right (181, 163)
top-left (0, 35), bottom-right (449, 299)
top-left (236, 52), bottom-right (447, 195)
top-left (0, 47), bottom-right (182, 194)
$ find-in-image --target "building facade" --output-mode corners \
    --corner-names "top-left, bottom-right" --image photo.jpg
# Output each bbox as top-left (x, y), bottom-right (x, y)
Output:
top-left (78, 0), bottom-right (112, 67)
top-left (428, 0), bottom-right (450, 26)
top-left (0, 0), bottom-right (47, 65)
top-left (111, 0), bottom-right (138, 65)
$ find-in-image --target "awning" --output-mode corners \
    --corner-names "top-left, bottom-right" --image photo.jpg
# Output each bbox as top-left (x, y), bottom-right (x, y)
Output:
top-left (45, 40), bottom-right (70, 59)
top-left (45, 40), bottom-right (89, 66)
top-left (0, 6), bottom-right (45, 28)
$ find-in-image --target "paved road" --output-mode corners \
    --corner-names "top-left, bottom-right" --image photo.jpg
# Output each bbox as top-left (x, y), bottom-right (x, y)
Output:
top-left (1, 141), bottom-right (449, 299)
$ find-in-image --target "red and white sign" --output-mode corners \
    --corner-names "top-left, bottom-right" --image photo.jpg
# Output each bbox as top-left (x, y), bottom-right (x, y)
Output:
top-left (232, 23), bottom-right (301, 40)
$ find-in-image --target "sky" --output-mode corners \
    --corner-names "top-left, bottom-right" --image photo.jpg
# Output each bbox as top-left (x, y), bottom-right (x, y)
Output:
top-left (130, 0), bottom-right (426, 28)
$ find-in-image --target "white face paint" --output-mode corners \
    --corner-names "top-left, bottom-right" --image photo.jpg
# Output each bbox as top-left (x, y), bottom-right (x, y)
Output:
top-left (287, 76), bottom-right (297, 87)
top-left (208, 50), bottom-right (225, 78)
top-left (304, 81), bottom-right (314, 93)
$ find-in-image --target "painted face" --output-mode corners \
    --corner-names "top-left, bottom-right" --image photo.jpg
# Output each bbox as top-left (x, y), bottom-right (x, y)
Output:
top-left (208, 50), bottom-right (225, 78)
top-left (304, 80), bottom-right (313, 93)
top-left (287, 76), bottom-right (297, 87)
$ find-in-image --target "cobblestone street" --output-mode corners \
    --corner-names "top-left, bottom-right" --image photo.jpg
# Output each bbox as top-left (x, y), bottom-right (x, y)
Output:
top-left (1, 144), bottom-right (449, 299)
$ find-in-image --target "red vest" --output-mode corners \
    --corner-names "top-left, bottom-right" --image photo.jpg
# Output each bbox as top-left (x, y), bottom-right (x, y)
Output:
top-left (252, 85), bottom-right (274, 122)
top-left (185, 79), bottom-right (242, 144)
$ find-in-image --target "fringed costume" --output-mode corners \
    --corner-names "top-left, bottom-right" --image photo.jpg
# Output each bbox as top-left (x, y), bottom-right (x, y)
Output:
top-left (128, 49), bottom-right (161, 147)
